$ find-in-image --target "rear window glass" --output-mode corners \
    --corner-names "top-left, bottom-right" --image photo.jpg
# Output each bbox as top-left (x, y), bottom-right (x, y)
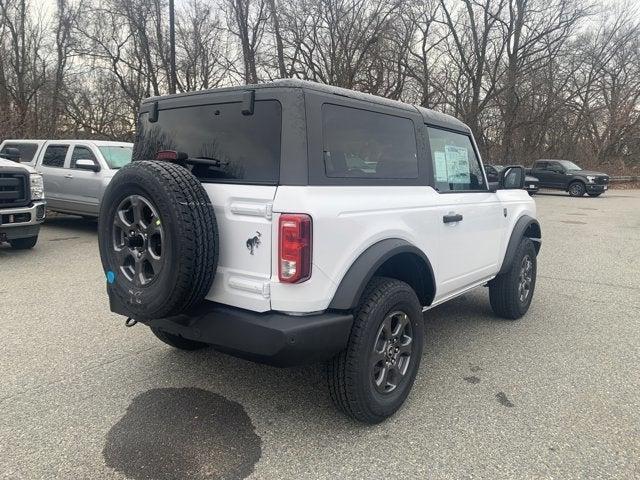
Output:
top-left (134, 100), bottom-right (281, 184)
top-left (1, 143), bottom-right (38, 163)
top-left (322, 104), bottom-right (418, 179)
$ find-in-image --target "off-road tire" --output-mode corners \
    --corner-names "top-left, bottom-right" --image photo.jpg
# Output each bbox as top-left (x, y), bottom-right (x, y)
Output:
top-left (98, 160), bottom-right (218, 320)
top-left (151, 328), bottom-right (208, 351)
top-left (328, 277), bottom-right (424, 424)
top-left (489, 237), bottom-right (537, 320)
top-left (9, 236), bottom-right (38, 249)
top-left (568, 181), bottom-right (586, 197)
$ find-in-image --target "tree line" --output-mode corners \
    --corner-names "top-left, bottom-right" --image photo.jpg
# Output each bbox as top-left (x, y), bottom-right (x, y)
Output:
top-left (1, 0), bottom-right (638, 171)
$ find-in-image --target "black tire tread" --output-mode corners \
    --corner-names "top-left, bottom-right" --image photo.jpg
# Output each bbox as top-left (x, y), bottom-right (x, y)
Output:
top-left (568, 181), bottom-right (586, 197)
top-left (489, 237), bottom-right (536, 320)
top-left (99, 160), bottom-right (218, 319)
top-left (328, 277), bottom-right (420, 423)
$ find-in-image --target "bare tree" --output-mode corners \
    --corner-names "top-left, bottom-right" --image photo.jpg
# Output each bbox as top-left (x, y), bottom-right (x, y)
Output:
top-left (227, 0), bottom-right (268, 84)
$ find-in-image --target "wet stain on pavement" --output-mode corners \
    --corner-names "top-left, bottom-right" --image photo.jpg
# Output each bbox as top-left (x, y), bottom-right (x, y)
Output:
top-left (496, 392), bottom-right (515, 407)
top-left (48, 236), bottom-right (80, 242)
top-left (463, 376), bottom-right (480, 384)
top-left (103, 388), bottom-right (261, 480)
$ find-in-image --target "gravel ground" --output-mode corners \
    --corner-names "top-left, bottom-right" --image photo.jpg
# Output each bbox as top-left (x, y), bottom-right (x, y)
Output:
top-left (1, 190), bottom-right (638, 480)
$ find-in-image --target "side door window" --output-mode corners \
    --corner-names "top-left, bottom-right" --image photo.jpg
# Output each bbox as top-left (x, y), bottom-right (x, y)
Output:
top-left (70, 146), bottom-right (98, 169)
top-left (546, 162), bottom-right (563, 174)
top-left (533, 161), bottom-right (547, 172)
top-left (427, 127), bottom-right (486, 192)
top-left (42, 145), bottom-right (69, 168)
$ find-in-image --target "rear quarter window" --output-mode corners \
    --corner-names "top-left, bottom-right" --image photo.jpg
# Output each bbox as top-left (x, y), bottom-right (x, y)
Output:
top-left (322, 104), bottom-right (418, 179)
top-left (134, 100), bottom-right (282, 184)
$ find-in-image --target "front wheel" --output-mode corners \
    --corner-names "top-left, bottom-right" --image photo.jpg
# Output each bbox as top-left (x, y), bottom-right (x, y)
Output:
top-left (327, 277), bottom-right (424, 424)
top-left (568, 181), bottom-right (586, 197)
top-left (9, 236), bottom-right (38, 249)
top-left (489, 237), bottom-right (537, 320)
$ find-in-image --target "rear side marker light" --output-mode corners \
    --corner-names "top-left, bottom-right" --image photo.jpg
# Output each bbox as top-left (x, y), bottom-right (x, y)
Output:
top-left (278, 214), bottom-right (312, 283)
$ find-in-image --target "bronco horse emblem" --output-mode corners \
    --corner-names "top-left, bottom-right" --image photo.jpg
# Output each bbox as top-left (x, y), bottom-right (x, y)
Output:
top-left (246, 231), bottom-right (262, 255)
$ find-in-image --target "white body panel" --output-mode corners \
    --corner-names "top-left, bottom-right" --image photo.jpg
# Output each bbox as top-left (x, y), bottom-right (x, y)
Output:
top-left (203, 183), bottom-right (277, 312)
top-left (201, 184), bottom-right (536, 314)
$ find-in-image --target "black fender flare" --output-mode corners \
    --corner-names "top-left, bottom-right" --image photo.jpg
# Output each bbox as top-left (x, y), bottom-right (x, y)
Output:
top-left (328, 238), bottom-right (436, 310)
top-left (566, 176), bottom-right (586, 190)
top-left (498, 215), bottom-right (542, 275)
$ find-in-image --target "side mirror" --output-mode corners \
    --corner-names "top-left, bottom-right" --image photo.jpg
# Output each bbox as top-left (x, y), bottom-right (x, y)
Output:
top-left (499, 165), bottom-right (525, 190)
top-left (75, 159), bottom-right (101, 172)
top-left (2, 147), bottom-right (21, 163)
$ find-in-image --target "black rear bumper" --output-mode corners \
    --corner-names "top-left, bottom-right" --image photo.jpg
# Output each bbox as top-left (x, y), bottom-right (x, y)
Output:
top-left (141, 301), bottom-right (353, 367)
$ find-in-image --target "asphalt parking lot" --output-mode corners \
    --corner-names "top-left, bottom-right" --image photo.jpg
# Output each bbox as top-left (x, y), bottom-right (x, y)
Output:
top-left (1, 190), bottom-right (639, 480)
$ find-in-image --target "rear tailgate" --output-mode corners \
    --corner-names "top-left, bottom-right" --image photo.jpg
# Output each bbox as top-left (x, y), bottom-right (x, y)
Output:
top-left (204, 184), bottom-right (276, 312)
top-left (135, 92), bottom-right (287, 312)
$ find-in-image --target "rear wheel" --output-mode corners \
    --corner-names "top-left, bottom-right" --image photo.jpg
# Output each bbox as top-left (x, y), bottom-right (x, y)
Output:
top-left (489, 237), bottom-right (537, 320)
top-left (568, 181), bottom-right (585, 197)
top-left (328, 277), bottom-right (424, 424)
top-left (151, 328), bottom-right (208, 350)
top-left (9, 236), bottom-right (38, 249)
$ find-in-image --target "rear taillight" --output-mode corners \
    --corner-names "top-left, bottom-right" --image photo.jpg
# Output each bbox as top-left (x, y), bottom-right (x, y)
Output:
top-left (278, 214), bottom-right (312, 283)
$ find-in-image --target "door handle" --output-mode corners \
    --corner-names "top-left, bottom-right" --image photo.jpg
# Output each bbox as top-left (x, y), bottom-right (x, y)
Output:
top-left (443, 213), bottom-right (463, 224)
top-left (64, 173), bottom-right (73, 179)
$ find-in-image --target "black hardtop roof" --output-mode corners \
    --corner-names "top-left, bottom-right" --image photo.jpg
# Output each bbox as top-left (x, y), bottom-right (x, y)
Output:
top-left (141, 79), bottom-right (469, 132)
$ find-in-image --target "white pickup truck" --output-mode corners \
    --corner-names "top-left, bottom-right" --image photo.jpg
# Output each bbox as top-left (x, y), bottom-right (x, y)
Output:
top-left (0, 139), bottom-right (133, 217)
top-left (0, 155), bottom-right (45, 249)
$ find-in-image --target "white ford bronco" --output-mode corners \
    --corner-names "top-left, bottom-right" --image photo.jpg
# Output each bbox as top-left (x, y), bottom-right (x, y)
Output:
top-left (98, 80), bottom-right (541, 423)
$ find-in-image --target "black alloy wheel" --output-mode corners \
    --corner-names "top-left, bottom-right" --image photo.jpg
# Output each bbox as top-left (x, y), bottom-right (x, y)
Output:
top-left (371, 310), bottom-right (414, 394)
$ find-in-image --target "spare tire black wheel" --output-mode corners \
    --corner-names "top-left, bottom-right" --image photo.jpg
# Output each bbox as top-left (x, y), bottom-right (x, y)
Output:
top-left (98, 160), bottom-right (219, 320)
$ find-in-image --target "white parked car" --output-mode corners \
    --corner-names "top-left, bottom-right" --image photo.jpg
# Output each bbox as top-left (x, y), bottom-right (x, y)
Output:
top-left (0, 139), bottom-right (133, 217)
top-left (97, 80), bottom-right (541, 423)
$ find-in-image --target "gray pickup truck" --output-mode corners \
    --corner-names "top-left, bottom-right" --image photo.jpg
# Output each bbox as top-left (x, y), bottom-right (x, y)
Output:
top-left (0, 139), bottom-right (133, 217)
top-left (0, 156), bottom-right (46, 249)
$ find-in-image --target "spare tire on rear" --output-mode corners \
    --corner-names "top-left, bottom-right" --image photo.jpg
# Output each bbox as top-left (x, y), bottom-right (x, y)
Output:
top-left (98, 160), bottom-right (219, 320)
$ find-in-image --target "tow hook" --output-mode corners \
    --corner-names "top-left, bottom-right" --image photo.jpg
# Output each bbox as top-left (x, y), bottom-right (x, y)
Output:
top-left (125, 317), bottom-right (138, 327)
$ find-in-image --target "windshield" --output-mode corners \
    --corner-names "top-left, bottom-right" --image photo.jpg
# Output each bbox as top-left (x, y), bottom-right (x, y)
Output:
top-left (558, 160), bottom-right (581, 171)
top-left (99, 146), bottom-right (133, 169)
